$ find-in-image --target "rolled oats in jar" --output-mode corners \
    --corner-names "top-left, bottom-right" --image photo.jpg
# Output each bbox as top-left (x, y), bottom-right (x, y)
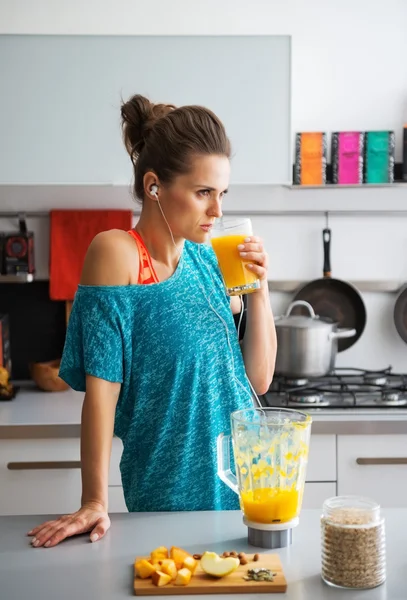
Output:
top-left (321, 496), bottom-right (386, 589)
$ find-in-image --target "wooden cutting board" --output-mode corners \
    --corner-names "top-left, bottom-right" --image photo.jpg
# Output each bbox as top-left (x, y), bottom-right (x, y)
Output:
top-left (134, 554), bottom-right (287, 595)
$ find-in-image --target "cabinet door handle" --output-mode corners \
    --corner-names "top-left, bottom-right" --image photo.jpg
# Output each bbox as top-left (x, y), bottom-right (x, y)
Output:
top-left (7, 461), bottom-right (81, 470)
top-left (356, 457), bottom-right (407, 466)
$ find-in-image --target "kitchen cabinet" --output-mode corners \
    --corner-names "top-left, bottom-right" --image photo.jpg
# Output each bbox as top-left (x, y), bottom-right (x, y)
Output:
top-left (302, 482), bottom-right (336, 509)
top-left (337, 435), bottom-right (407, 507)
top-left (300, 435), bottom-right (337, 509)
top-left (0, 35), bottom-right (290, 186)
top-left (305, 434), bottom-right (336, 482)
top-left (0, 433), bottom-right (338, 515)
top-left (0, 437), bottom-right (124, 516)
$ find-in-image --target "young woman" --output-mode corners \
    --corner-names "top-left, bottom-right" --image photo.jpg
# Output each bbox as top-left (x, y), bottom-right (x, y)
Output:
top-left (28, 95), bottom-right (277, 548)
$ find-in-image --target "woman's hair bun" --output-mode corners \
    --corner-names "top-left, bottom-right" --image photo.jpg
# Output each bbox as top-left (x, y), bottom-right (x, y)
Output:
top-left (121, 94), bottom-right (175, 160)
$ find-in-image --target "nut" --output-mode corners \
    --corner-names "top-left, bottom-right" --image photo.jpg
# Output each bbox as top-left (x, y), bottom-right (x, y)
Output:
top-left (230, 551), bottom-right (238, 557)
top-left (253, 554), bottom-right (260, 562)
top-left (238, 552), bottom-right (244, 559)
top-left (223, 552), bottom-right (230, 558)
top-left (193, 554), bottom-right (202, 560)
top-left (240, 557), bottom-right (248, 565)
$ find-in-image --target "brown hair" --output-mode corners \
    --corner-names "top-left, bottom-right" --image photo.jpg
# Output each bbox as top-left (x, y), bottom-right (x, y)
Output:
top-left (120, 94), bottom-right (231, 202)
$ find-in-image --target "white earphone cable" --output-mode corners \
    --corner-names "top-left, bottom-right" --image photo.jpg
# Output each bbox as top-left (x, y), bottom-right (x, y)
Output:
top-left (155, 194), bottom-right (262, 408)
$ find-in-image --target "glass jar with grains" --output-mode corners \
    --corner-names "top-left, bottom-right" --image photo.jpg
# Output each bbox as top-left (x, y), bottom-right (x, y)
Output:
top-left (321, 496), bottom-right (386, 589)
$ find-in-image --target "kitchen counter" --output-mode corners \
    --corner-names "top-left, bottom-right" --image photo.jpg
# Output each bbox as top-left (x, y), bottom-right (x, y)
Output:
top-left (1, 383), bottom-right (407, 438)
top-left (0, 383), bottom-right (84, 438)
top-left (1, 508), bottom-right (404, 599)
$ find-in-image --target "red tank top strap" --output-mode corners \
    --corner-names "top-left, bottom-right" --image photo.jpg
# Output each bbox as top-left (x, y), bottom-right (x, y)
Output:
top-left (127, 230), bottom-right (159, 285)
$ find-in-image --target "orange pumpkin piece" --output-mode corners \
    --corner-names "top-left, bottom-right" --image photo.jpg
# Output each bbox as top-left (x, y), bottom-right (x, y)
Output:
top-left (160, 559), bottom-right (178, 581)
top-left (152, 570), bottom-right (172, 587)
top-left (170, 546), bottom-right (192, 570)
top-left (150, 546), bottom-right (169, 562)
top-left (175, 568), bottom-right (192, 586)
top-left (135, 559), bottom-right (157, 579)
top-left (182, 556), bottom-right (197, 574)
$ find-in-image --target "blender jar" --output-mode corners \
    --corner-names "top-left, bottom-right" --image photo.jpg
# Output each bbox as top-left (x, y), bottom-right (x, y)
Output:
top-left (217, 407), bottom-right (312, 532)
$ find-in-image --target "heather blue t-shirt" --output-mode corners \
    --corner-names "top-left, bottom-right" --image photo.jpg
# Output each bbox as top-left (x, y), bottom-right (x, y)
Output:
top-left (59, 241), bottom-right (252, 512)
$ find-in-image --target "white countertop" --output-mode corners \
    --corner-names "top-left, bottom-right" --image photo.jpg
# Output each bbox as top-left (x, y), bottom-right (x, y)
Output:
top-left (1, 383), bottom-right (407, 438)
top-left (0, 383), bottom-right (84, 438)
top-left (1, 508), bottom-right (404, 599)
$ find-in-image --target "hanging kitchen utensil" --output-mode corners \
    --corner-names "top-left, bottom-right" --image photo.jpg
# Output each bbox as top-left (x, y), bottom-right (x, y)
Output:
top-left (292, 227), bottom-right (366, 352)
top-left (393, 283), bottom-right (407, 343)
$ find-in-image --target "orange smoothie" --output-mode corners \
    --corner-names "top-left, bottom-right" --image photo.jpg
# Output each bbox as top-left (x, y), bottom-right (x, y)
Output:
top-left (211, 234), bottom-right (259, 295)
top-left (240, 488), bottom-right (300, 523)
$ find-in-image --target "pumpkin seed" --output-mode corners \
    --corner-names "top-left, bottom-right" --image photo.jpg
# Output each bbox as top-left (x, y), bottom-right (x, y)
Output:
top-left (244, 568), bottom-right (275, 582)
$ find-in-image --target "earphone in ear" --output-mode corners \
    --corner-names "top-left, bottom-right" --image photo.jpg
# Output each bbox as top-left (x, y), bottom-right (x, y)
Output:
top-left (147, 177), bottom-right (260, 408)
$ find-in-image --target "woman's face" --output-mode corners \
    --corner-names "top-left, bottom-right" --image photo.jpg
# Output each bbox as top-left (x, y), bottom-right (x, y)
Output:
top-left (156, 154), bottom-right (230, 243)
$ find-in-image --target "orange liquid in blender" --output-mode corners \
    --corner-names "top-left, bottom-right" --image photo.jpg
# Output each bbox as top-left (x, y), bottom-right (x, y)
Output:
top-left (211, 234), bottom-right (258, 293)
top-left (241, 488), bottom-right (300, 523)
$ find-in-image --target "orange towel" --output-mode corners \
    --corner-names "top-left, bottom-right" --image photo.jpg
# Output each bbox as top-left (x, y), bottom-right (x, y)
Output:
top-left (49, 209), bottom-right (133, 300)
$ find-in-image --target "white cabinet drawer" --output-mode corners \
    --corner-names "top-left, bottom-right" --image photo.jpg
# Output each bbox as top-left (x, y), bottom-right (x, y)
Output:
top-left (0, 439), bottom-right (82, 515)
top-left (302, 482), bottom-right (336, 509)
top-left (0, 437), bottom-right (124, 516)
top-left (108, 486), bottom-right (127, 513)
top-left (337, 435), bottom-right (407, 507)
top-left (306, 435), bottom-right (336, 482)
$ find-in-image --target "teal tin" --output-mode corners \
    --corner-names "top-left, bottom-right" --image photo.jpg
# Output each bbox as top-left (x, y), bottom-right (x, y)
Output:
top-left (364, 131), bottom-right (395, 184)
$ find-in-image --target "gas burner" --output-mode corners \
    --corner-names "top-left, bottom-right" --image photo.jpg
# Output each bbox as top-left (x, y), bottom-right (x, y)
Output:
top-left (285, 378), bottom-right (309, 387)
top-left (378, 390), bottom-right (407, 407)
top-left (364, 372), bottom-right (388, 386)
top-left (288, 390), bottom-right (330, 407)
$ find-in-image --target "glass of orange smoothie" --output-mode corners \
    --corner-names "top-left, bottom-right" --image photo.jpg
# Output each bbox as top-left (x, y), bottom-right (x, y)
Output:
top-left (210, 217), bottom-right (260, 296)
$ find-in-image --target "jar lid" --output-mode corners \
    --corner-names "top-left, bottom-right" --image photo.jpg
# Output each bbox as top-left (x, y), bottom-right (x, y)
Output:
top-left (322, 495), bottom-right (381, 525)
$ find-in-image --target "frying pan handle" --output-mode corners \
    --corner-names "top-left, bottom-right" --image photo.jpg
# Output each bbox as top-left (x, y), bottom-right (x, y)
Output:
top-left (323, 228), bottom-right (331, 278)
top-left (329, 328), bottom-right (357, 340)
top-left (285, 300), bottom-right (316, 319)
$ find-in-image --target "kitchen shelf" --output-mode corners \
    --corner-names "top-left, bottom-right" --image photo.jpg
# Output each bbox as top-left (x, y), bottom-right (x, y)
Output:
top-left (285, 182), bottom-right (407, 190)
top-left (287, 162), bottom-right (407, 189)
top-left (267, 280), bottom-right (405, 293)
top-left (0, 274), bottom-right (34, 283)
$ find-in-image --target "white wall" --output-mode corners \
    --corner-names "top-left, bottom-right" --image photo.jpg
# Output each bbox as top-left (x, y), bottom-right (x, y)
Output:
top-left (1, 0), bottom-right (407, 370)
top-left (2, 0), bottom-right (407, 152)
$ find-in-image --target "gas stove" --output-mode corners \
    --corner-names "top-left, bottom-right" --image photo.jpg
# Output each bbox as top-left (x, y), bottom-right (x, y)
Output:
top-left (262, 367), bottom-right (407, 409)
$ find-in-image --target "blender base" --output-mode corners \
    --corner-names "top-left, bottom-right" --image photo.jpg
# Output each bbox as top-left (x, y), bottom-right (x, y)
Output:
top-left (243, 516), bottom-right (299, 549)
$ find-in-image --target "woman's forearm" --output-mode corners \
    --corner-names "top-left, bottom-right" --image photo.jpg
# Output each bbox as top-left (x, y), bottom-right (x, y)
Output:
top-left (242, 286), bottom-right (277, 395)
top-left (80, 377), bottom-right (120, 510)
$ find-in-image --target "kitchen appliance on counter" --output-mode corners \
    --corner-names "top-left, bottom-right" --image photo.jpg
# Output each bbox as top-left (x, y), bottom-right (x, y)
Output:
top-left (263, 366), bottom-right (407, 409)
top-left (217, 407), bottom-right (312, 549)
top-left (1, 214), bottom-right (35, 276)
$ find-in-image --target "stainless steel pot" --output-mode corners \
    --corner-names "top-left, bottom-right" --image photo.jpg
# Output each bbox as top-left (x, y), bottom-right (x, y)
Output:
top-left (275, 301), bottom-right (356, 378)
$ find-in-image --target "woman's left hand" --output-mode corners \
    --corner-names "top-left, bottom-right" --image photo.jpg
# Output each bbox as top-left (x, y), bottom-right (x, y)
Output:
top-left (237, 236), bottom-right (269, 290)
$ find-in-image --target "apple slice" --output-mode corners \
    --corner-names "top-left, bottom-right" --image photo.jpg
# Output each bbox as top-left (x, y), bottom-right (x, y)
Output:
top-left (200, 552), bottom-right (240, 578)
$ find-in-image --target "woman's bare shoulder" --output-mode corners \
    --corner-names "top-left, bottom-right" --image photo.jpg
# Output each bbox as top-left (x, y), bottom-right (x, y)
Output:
top-left (80, 229), bottom-right (139, 286)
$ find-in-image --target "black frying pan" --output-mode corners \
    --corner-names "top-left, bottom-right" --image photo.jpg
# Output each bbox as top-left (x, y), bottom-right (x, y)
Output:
top-left (291, 228), bottom-right (367, 352)
top-left (394, 284), bottom-right (407, 343)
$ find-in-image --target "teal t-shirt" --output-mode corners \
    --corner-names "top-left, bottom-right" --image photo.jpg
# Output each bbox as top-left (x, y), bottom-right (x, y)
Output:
top-left (59, 241), bottom-right (252, 512)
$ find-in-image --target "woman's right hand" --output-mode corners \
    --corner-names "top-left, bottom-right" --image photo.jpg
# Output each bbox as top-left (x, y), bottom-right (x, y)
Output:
top-left (27, 501), bottom-right (111, 548)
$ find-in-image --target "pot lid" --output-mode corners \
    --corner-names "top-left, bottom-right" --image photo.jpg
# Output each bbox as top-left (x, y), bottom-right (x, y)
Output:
top-left (275, 301), bottom-right (334, 329)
